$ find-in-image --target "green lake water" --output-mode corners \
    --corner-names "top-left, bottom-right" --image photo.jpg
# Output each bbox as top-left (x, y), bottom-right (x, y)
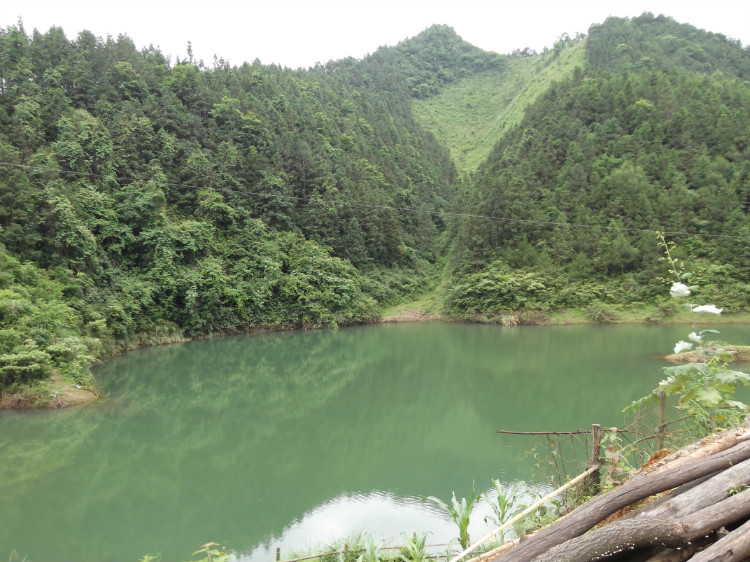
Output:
top-left (1, 323), bottom-right (748, 561)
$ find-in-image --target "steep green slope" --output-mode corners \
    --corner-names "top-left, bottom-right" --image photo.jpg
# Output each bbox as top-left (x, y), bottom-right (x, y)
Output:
top-left (445, 14), bottom-right (750, 317)
top-left (412, 40), bottom-right (586, 174)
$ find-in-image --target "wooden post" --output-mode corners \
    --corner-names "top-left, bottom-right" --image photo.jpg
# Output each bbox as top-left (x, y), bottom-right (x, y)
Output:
top-left (586, 424), bottom-right (602, 495)
top-left (276, 547), bottom-right (281, 561)
top-left (658, 391), bottom-right (667, 450)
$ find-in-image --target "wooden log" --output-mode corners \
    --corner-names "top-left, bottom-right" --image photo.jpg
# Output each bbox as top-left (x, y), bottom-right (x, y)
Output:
top-left (463, 538), bottom-right (519, 562)
top-left (620, 457), bottom-right (750, 522)
top-left (585, 424), bottom-right (602, 495)
top-left (642, 541), bottom-right (706, 562)
top-left (688, 517), bottom-right (750, 562)
top-left (532, 488), bottom-right (750, 562)
top-left (633, 415), bottom-right (750, 479)
top-left (494, 440), bottom-right (750, 562)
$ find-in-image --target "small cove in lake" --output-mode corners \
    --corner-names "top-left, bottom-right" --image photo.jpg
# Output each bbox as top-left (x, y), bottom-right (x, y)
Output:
top-left (1, 322), bottom-right (748, 562)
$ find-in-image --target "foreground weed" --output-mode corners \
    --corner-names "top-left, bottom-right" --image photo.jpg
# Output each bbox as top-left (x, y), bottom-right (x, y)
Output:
top-left (398, 533), bottom-right (429, 562)
top-left (482, 480), bottom-right (524, 544)
top-left (426, 486), bottom-right (479, 550)
top-left (601, 427), bottom-right (634, 490)
top-left (627, 232), bottom-right (750, 434)
top-left (192, 542), bottom-right (228, 562)
top-left (320, 532), bottom-right (366, 562)
top-left (510, 491), bottom-right (562, 537)
top-left (357, 534), bottom-right (383, 562)
top-left (441, 539), bottom-right (459, 560)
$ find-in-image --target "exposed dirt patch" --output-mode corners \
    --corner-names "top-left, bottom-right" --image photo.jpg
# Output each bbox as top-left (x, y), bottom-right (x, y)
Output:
top-left (47, 372), bottom-right (98, 408)
top-left (638, 448), bottom-right (675, 472)
top-left (0, 391), bottom-right (39, 409)
top-left (596, 492), bottom-right (667, 528)
top-left (381, 309), bottom-right (444, 323)
top-left (665, 345), bottom-right (749, 363)
top-left (0, 372), bottom-right (98, 410)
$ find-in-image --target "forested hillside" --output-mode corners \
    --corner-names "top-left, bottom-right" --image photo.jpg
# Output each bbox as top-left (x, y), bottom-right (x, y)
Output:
top-left (445, 13), bottom-right (750, 318)
top-left (1, 13), bottom-right (749, 400)
top-left (0, 23), bottom-right (455, 397)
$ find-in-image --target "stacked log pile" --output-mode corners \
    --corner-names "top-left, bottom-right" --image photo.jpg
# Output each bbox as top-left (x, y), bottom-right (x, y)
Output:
top-left (494, 416), bottom-right (750, 562)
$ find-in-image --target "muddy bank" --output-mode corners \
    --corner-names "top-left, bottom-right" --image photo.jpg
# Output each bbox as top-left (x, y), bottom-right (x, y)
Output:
top-left (665, 345), bottom-right (750, 363)
top-left (0, 372), bottom-right (97, 410)
top-left (381, 309), bottom-right (444, 323)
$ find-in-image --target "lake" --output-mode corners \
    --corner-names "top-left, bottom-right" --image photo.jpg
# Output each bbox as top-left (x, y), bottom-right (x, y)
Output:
top-left (1, 322), bottom-right (748, 562)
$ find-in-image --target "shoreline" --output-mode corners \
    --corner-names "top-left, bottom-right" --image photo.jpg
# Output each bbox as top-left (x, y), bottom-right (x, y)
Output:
top-left (2, 310), bottom-right (748, 410)
top-left (0, 372), bottom-right (98, 410)
top-left (381, 309), bottom-right (445, 323)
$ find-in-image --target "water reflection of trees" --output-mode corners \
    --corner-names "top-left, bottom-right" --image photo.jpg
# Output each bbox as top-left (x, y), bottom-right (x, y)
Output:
top-left (100, 329), bottom-right (362, 416)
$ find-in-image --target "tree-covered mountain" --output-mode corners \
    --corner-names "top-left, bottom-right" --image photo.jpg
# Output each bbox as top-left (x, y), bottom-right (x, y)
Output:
top-left (445, 13), bottom-right (750, 318)
top-left (1, 13), bottom-right (749, 399)
top-left (586, 13), bottom-right (750, 78)
top-left (0, 22), bottom-right (456, 397)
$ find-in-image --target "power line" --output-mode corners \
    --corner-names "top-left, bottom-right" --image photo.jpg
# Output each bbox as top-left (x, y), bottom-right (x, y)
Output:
top-left (1, 160), bottom-right (748, 241)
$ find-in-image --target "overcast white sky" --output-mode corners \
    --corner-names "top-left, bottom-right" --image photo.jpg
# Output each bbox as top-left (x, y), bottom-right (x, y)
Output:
top-left (3, 0), bottom-right (749, 69)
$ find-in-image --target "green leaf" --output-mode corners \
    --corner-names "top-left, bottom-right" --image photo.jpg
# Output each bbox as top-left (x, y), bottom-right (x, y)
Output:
top-left (664, 363), bottom-right (704, 376)
top-left (714, 350), bottom-right (737, 363)
top-left (659, 373), bottom-right (690, 393)
top-left (715, 370), bottom-right (750, 385)
top-left (696, 387), bottom-right (722, 406)
top-left (726, 400), bottom-right (749, 410)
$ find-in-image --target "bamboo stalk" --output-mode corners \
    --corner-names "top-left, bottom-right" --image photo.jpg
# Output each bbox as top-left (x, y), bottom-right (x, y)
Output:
top-left (447, 465), bottom-right (600, 562)
top-left (462, 538), bottom-right (519, 562)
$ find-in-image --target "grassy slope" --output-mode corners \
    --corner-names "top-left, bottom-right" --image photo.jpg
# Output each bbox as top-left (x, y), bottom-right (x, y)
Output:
top-left (411, 41), bottom-right (586, 175)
